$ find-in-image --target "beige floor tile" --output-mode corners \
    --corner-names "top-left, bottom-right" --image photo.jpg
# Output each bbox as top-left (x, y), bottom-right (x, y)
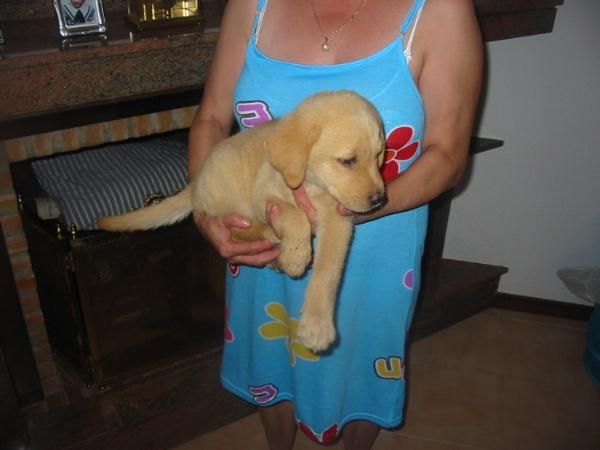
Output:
top-left (400, 364), bottom-right (502, 448)
top-left (401, 308), bottom-right (600, 450)
top-left (496, 375), bottom-right (600, 450)
top-left (374, 431), bottom-right (487, 450)
top-left (409, 308), bottom-right (588, 383)
top-left (489, 308), bottom-right (587, 331)
top-left (172, 414), bottom-right (266, 450)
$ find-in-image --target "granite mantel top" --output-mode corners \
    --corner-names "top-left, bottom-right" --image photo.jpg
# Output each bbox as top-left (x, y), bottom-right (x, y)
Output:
top-left (0, 2), bottom-right (224, 127)
top-left (0, 32), bottom-right (216, 118)
top-left (0, 0), bottom-right (563, 139)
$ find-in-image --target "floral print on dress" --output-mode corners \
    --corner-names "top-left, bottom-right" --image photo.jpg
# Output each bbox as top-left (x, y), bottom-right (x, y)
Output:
top-left (228, 263), bottom-right (240, 277)
top-left (298, 421), bottom-right (339, 444)
top-left (258, 303), bottom-right (320, 366)
top-left (224, 304), bottom-right (234, 343)
top-left (381, 125), bottom-right (420, 182)
top-left (403, 269), bottom-right (414, 290)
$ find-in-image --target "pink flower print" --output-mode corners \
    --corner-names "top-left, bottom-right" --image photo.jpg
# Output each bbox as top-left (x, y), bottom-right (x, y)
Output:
top-left (224, 304), bottom-right (234, 343)
top-left (381, 126), bottom-right (420, 182)
top-left (298, 421), bottom-right (339, 444)
top-left (403, 269), bottom-right (414, 290)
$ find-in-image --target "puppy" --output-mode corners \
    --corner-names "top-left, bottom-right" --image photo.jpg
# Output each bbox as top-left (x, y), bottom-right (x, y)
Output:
top-left (98, 90), bottom-right (386, 352)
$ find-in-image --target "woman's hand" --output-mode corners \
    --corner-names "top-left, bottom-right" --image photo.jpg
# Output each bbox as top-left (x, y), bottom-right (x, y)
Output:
top-left (291, 185), bottom-right (379, 227)
top-left (193, 212), bottom-right (280, 266)
top-left (291, 185), bottom-right (319, 232)
top-left (336, 204), bottom-right (375, 225)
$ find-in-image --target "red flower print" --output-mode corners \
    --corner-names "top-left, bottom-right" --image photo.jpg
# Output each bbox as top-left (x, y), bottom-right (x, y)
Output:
top-left (228, 263), bottom-right (240, 277)
top-left (298, 421), bottom-right (339, 444)
top-left (381, 126), bottom-right (420, 182)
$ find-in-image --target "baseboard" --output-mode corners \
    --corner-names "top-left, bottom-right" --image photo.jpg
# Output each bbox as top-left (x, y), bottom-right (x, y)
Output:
top-left (493, 292), bottom-right (594, 321)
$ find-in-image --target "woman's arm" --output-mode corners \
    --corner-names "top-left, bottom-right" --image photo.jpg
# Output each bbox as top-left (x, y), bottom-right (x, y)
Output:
top-left (188, 0), bottom-right (255, 177)
top-left (189, 0), bottom-right (280, 265)
top-left (351, 0), bottom-right (484, 222)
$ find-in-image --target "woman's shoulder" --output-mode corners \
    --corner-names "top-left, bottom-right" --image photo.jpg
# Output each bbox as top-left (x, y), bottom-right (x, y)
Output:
top-left (419, 0), bottom-right (480, 49)
top-left (422, 0), bottom-right (478, 29)
top-left (219, 0), bottom-right (260, 35)
top-left (422, 0), bottom-right (476, 16)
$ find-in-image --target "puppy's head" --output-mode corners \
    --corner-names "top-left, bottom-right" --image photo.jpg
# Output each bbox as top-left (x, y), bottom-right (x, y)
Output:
top-left (266, 91), bottom-right (386, 213)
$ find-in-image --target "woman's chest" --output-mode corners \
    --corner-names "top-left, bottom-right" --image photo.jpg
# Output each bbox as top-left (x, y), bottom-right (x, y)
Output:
top-left (256, 0), bottom-right (414, 66)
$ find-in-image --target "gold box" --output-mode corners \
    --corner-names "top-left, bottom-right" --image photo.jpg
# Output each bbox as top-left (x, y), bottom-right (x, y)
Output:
top-left (127, 0), bottom-right (203, 30)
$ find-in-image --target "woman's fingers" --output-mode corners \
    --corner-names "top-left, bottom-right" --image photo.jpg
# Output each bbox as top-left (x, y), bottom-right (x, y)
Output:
top-left (226, 244), bottom-right (280, 266)
top-left (193, 211), bottom-right (279, 266)
top-left (220, 213), bottom-right (252, 229)
top-left (292, 186), bottom-right (318, 232)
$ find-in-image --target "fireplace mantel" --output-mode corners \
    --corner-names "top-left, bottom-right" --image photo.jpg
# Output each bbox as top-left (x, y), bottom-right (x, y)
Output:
top-left (0, 0), bottom-right (564, 139)
top-left (0, 1), bottom-right (225, 139)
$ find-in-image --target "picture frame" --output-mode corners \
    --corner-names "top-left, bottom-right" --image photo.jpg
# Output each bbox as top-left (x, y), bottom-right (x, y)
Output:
top-left (60, 34), bottom-right (109, 51)
top-left (53, 0), bottom-right (107, 38)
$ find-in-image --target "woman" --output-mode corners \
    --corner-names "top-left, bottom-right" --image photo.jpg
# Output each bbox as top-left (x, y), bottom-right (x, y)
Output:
top-left (188, 0), bottom-right (483, 449)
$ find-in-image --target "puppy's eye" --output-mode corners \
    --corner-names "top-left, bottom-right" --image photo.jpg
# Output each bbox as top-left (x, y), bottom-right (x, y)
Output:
top-left (338, 157), bottom-right (357, 168)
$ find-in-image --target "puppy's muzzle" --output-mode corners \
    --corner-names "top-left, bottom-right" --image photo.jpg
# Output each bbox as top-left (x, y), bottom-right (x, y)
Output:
top-left (369, 191), bottom-right (387, 211)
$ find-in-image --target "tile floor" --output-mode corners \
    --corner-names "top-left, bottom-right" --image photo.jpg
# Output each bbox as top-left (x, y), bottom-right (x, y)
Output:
top-left (173, 308), bottom-right (600, 450)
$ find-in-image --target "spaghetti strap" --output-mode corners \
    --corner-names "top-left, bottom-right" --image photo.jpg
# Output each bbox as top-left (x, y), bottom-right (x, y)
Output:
top-left (400, 0), bottom-right (426, 33)
top-left (253, 0), bottom-right (269, 45)
top-left (401, 0), bottom-right (426, 63)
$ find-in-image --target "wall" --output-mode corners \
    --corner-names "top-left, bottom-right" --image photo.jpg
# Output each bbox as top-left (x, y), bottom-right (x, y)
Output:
top-left (444, 0), bottom-right (600, 305)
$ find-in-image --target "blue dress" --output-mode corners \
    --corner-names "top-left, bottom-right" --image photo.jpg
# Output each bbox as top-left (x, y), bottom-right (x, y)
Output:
top-left (221, 0), bottom-right (428, 443)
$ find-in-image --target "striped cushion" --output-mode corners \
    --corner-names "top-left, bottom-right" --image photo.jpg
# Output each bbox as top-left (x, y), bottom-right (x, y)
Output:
top-left (32, 138), bottom-right (188, 230)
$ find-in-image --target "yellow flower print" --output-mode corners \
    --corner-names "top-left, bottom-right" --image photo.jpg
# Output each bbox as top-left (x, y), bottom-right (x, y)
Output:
top-left (259, 302), bottom-right (319, 366)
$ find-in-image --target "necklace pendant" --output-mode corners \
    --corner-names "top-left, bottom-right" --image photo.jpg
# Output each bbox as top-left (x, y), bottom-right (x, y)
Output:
top-left (322, 37), bottom-right (330, 51)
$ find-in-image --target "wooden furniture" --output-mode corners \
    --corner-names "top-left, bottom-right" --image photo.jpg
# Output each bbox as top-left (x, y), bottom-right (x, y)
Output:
top-left (477, 0), bottom-right (565, 41)
top-left (11, 153), bottom-right (226, 388)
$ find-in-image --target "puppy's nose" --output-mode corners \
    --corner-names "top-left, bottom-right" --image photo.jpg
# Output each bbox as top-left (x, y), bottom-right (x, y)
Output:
top-left (369, 192), bottom-right (387, 209)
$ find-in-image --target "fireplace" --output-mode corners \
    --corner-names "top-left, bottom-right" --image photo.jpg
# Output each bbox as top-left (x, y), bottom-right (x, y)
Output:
top-left (2, 107), bottom-right (215, 407)
top-left (0, 0), bottom-right (563, 411)
top-left (0, 0), bottom-right (230, 408)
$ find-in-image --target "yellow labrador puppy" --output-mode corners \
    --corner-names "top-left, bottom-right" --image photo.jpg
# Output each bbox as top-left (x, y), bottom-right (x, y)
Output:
top-left (98, 90), bottom-right (386, 352)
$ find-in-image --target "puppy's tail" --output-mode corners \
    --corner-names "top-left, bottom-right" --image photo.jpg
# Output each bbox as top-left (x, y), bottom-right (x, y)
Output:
top-left (97, 186), bottom-right (193, 232)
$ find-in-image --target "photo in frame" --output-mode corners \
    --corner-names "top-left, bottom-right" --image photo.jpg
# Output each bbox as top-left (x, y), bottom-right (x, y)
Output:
top-left (53, 0), bottom-right (107, 37)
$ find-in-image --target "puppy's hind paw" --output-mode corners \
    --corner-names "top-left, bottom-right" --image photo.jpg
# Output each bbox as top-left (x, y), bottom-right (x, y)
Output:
top-left (297, 314), bottom-right (336, 353)
top-left (276, 242), bottom-right (312, 278)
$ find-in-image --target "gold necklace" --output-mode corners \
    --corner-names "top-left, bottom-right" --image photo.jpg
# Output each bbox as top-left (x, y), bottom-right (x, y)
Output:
top-left (310, 0), bottom-right (368, 51)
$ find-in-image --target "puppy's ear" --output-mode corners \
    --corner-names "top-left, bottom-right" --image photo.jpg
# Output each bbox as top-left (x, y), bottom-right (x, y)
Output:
top-left (265, 114), bottom-right (321, 189)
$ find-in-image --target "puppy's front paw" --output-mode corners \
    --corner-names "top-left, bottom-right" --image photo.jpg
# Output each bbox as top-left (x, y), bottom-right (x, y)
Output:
top-left (297, 311), bottom-right (336, 353)
top-left (276, 240), bottom-right (312, 278)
